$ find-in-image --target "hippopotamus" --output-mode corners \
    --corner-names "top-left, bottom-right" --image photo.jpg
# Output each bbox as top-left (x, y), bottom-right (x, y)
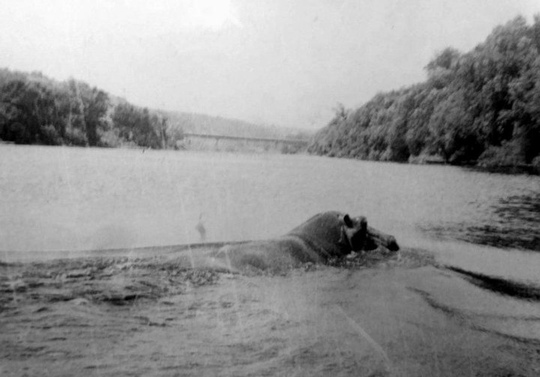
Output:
top-left (210, 211), bottom-right (399, 273)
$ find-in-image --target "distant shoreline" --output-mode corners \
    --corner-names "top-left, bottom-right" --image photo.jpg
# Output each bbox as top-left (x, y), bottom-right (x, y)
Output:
top-left (2, 142), bottom-right (538, 175)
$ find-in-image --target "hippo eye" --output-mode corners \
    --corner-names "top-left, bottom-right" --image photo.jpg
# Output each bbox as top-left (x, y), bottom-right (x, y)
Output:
top-left (343, 214), bottom-right (353, 228)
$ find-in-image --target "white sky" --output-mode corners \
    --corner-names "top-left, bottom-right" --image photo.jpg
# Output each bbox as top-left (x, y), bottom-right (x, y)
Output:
top-left (1, 0), bottom-right (540, 129)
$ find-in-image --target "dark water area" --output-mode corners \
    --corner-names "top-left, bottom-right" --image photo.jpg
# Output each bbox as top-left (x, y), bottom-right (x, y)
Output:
top-left (424, 191), bottom-right (540, 252)
top-left (447, 265), bottom-right (540, 301)
top-left (420, 187), bottom-right (540, 312)
top-left (471, 164), bottom-right (540, 176)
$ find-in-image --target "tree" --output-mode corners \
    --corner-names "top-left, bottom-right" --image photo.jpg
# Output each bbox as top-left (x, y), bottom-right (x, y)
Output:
top-left (308, 14), bottom-right (540, 168)
top-left (82, 86), bottom-right (109, 146)
top-left (66, 80), bottom-right (109, 146)
top-left (111, 103), bottom-right (161, 148)
top-left (428, 90), bottom-right (481, 163)
top-left (0, 78), bottom-right (60, 144)
top-left (426, 47), bottom-right (461, 89)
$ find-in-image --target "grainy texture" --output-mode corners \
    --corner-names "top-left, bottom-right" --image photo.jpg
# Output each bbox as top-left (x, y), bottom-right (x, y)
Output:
top-left (1, 247), bottom-right (539, 377)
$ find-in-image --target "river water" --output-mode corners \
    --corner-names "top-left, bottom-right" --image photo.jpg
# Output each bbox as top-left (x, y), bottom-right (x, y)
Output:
top-left (1, 145), bottom-right (539, 277)
top-left (3, 145), bottom-right (540, 374)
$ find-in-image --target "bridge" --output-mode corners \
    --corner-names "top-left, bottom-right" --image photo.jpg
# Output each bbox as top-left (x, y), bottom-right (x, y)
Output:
top-left (182, 132), bottom-right (309, 150)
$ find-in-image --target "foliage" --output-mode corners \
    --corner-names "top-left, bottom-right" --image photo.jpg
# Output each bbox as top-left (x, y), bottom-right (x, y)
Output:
top-left (111, 103), bottom-right (163, 149)
top-left (0, 69), bottom-right (170, 149)
top-left (0, 67), bottom-right (312, 152)
top-left (309, 15), bottom-right (540, 167)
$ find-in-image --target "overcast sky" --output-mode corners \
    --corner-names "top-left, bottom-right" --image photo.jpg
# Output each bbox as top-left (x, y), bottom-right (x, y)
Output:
top-left (2, 0), bottom-right (540, 129)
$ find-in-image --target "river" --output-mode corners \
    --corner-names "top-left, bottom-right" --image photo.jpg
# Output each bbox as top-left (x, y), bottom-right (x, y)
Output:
top-left (1, 145), bottom-right (539, 279)
top-left (2, 144), bottom-right (540, 376)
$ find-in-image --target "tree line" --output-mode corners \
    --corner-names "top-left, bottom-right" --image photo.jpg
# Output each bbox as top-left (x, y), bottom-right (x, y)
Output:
top-left (0, 69), bottom-right (182, 149)
top-left (308, 16), bottom-right (540, 169)
top-left (0, 68), bottom-right (311, 152)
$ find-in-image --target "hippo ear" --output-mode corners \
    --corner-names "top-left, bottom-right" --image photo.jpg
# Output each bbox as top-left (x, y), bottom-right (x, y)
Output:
top-left (343, 214), bottom-right (353, 228)
top-left (359, 216), bottom-right (367, 231)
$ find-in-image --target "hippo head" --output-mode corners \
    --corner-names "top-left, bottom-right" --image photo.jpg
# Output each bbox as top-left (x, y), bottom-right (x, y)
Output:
top-left (342, 214), bottom-right (400, 254)
top-left (341, 214), bottom-right (368, 252)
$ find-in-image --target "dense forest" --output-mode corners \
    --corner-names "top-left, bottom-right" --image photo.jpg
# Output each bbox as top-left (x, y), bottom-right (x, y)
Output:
top-left (0, 69), bottom-right (176, 148)
top-left (0, 69), bottom-right (309, 150)
top-left (308, 16), bottom-right (540, 170)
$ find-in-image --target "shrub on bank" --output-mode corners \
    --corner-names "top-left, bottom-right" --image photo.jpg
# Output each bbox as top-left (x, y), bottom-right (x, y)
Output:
top-left (477, 141), bottom-right (525, 168)
top-left (532, 156), bottom-right (540, 174)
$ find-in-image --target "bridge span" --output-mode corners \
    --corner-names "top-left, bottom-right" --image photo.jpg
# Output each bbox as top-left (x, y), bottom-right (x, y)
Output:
top-left (182, 132), bottom-right (309, 146)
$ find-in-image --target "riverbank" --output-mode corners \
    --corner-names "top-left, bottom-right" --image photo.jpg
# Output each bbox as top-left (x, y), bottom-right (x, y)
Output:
top-left (2, 246), bottom-right (539, 377)
top-left (403, 153), bottom-right (539, 176)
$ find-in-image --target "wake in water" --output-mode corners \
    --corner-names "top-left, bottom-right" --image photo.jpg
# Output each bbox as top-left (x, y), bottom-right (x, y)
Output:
top-left (394, 187), bottom-right (540, 354)
top-left (446, 265), bottom-right (540, 301)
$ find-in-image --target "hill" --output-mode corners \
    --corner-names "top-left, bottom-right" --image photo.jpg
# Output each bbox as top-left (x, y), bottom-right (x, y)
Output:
top-left (0, 68), bottom-right (310, 151)
top-left (308, 15), bottom-right (540, 171)
top-left (161, 111), bottom-right (310, 140)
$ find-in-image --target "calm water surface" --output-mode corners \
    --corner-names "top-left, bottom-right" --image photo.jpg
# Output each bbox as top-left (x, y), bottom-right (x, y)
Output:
top-left (1, 145), bottom-right (539, 275)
